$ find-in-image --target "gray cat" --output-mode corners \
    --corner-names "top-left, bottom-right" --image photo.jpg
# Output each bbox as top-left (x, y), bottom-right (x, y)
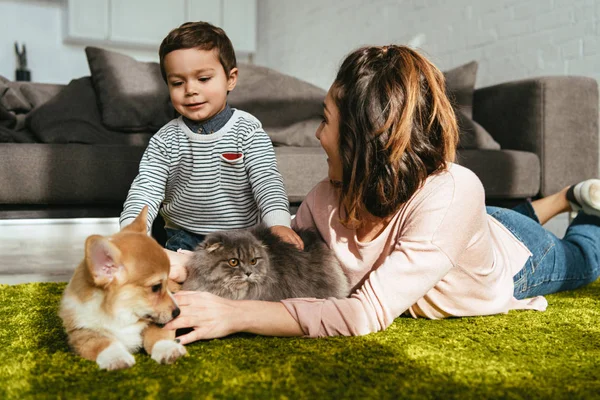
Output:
top-left (181, 225), bottom-right (349, 301)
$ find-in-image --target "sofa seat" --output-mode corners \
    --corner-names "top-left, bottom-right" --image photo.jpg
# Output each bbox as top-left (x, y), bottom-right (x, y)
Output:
top-left (1, 54), bottom-right (597, 220)
top-left (0, 142), bottom-right (540, 214)
top-left (0, 143), bottom-right (146, 205)
top-left (0, 143), bottom-right (329, 207)
top-left (457, 149), bottom-right (540, 199)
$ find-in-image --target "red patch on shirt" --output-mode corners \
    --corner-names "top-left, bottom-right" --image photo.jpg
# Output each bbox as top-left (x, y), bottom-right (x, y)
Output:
top-left (222, 153), bottom-right (243, 161)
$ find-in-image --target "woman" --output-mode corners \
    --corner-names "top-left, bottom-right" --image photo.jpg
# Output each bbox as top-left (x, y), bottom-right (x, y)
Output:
top-left (164, 45), bottom-right (600, 343)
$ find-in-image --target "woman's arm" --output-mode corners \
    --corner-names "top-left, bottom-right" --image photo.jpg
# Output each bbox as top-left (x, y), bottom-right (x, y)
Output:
top-left (282, 168), bottom-right (487, 337)
top-left (163, 291), bottom-right (303, 344)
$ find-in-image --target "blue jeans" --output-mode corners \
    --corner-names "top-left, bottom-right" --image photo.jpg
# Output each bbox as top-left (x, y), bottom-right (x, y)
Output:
top-left (164, 228), bottom-right (206, 251)
top-left (487, 203), bottom-right (600, 299)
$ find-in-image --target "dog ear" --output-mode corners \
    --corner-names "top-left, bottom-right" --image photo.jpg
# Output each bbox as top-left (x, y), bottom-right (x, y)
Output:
top-left (85, 235), bottom-right (125, 287)
top-left (122, 206), bottom-right (148, 234)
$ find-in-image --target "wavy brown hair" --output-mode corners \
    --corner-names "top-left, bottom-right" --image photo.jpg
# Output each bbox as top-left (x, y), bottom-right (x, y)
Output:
top-left (332, 45), bottom-right (459, 228)
top-left (159, 21), bottom-right (237, 82)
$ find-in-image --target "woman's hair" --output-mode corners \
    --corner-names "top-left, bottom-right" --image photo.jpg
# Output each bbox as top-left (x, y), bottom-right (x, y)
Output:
top-left (332, 45), bottom-right (459, 228)
top-left (159, 21), bottom-right (237, 82)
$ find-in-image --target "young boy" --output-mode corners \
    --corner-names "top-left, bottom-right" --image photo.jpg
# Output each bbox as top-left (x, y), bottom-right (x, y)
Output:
top-left (120, 21), bottom-right (302, 251)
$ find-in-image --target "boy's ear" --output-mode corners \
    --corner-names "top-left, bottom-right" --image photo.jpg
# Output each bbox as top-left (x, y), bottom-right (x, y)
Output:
top-left (227, 67), bottom-right (238, 92)
top-left (122, 206), bottom-right (148, 234)
top-left (85, 235), bottom-right (125, 287)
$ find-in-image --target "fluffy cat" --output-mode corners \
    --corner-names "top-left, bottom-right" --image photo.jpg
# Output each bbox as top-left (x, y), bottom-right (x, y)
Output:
top-left (181, 225), bottom-right (349, 301)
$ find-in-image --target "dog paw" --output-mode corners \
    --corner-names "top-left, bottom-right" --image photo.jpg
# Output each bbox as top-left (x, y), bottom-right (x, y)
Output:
top-left (151, 339), bottom-right (187, 364)
top-left (96, 342), bottom-right (135, 370)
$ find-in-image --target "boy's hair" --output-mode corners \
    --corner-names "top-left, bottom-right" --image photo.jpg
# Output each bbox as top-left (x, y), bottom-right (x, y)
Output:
top-left (332, 45), bottom-right (459, 228)
top-left (159, 21), bottom-right (237, 82)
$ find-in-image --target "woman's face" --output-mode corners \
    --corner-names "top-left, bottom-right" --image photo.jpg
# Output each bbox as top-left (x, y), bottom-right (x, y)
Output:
top-left (316, 87), bottom-right (343, 184)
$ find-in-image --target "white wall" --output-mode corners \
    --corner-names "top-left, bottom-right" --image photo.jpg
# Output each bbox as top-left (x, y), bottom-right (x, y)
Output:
top-left (0, 0), bottom-right (160, 84)
top-left (254, 0), bottom-right (598, 236)
top-left (2, 1), bottom-right (597, 89)
top-left (0, 0), bottom-right (253, 84)
top-left (255, 0), bottom-right (600, 91)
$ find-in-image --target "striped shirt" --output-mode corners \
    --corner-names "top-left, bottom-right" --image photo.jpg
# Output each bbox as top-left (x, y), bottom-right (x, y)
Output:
top-left (120, 109), bottom-right (291, 234)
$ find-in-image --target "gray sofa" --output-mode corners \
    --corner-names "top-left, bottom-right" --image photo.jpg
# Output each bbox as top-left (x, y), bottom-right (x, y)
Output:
top-left (0, 47), bottom-right (598, 229)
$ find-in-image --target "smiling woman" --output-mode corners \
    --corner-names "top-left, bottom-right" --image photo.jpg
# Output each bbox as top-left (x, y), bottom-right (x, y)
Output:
top-left (165, 44), bottom-right (600, 344)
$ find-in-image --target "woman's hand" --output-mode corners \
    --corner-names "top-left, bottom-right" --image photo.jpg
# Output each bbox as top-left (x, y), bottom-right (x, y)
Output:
top-left (163, 292), bottom-right (304, 344)
top-left (163, 291), bottom-right (242, 344)
top-left (164, 248), bottom-right (193, 283)
top-left (270, 225), bottom-right (304, 250)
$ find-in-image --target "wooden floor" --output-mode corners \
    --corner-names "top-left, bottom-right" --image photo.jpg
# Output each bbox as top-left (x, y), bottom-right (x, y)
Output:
top-left (0, 217), bottom-right (119, 285)
top-left (0, 213), bottom-right (570, 286)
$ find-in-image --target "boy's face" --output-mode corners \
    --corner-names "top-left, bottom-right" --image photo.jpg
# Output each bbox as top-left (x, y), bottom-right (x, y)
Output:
top-left (164, 48), bottom-right (237, 122)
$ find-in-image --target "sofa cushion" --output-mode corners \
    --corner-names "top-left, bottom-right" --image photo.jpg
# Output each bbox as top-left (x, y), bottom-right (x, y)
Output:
top-left (443, 61), bottom-right (500, 150)
top-left (81, 46), bottom-right (497, 150)
top-left (26, 77), bottom-right (152, 146)
top-left (444, 61), bottom-right (478, 119)
top-left (0, 126), bottom-right (36, 143)
top-left (0, 125), bottom-right (18, 143)
top-left (228, 63), bottom-right (325, 147)
top-left (0, 78), bottom-right (64, 130)
top-left (456, 110), bottom-right (500, 150)
top-left (85, 46), bottom-right (175, 132)
top-left (0, 76), bottom-right (31, 113)
top-left (0, 142), bottom-right (538, 206)
top-left (0, 144), bottom-right (329, 205)
top-left (457, 149), bottom-right (540, 198)
top-left (0, 76), bottom-right (31, 130)
top-left (0, 143), bottom-right (147, 204)
top-left (274, 146), bottom-right (328, 202)
top-left (20, 83), bottom-right (64, 108)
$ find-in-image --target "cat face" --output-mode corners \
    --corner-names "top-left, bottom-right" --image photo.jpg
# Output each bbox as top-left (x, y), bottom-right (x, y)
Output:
top-left (198, 230), bottom-right (270, 291)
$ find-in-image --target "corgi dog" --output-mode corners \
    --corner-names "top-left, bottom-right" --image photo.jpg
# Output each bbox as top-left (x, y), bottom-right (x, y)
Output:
top-left (59, 207), bottom-right (186, 370)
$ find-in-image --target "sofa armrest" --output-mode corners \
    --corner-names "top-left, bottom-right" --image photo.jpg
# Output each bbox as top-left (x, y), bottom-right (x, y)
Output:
top-left (473, 76), bottom-right (599, 197)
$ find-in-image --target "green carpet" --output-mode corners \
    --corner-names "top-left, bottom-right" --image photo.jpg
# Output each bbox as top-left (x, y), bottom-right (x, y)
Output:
top-left (0, 282), bottom-right (599, 400)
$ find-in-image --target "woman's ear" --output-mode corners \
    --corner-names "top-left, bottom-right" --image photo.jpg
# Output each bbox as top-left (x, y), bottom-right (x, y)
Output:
top-left (227, 67), bottom-right (238, 92)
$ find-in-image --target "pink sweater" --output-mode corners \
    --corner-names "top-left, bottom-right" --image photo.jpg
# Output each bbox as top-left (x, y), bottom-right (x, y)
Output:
top-left (282, 163), bottom-right (548, 337)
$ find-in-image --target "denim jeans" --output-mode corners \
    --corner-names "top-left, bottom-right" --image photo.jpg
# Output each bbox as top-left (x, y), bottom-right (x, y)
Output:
top-left (487, 203), bottom-right (600, 299)
top-left (164, 228), bottom-right (206, 251)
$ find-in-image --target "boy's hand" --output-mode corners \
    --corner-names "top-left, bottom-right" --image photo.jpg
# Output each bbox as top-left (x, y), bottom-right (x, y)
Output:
top-left (270, 225), bottom-right (304, 250)
top-left (165, 248), bottom-right (193, 283)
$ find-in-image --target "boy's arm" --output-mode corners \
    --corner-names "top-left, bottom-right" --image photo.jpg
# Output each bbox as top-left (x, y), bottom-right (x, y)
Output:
top-left (243, 128), bottom-right (292, 228)
top-left (120, 135), bottom-right (170, 233)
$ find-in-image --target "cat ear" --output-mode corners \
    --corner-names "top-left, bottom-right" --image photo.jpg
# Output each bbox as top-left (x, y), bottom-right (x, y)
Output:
top-left (199, 236), bottom-right (223, 253)
top-left (205, 242), bottom-right (223, 253)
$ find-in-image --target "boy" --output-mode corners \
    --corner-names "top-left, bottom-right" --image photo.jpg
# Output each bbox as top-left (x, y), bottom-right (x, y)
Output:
top-left (120, 21), bottom-right (301, 251)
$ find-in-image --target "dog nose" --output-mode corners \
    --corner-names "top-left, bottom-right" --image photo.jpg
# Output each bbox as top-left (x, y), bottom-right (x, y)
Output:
top-left (172, 307), bottom-right (180, 319)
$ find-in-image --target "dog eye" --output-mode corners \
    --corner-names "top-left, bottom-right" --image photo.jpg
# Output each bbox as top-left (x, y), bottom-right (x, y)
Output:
top-left (228, 258), bottom-right (239, 267)
top-left (151, 283), bottom-right (162, 293)
top-left (249, 258), bottom-right (257, 265)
